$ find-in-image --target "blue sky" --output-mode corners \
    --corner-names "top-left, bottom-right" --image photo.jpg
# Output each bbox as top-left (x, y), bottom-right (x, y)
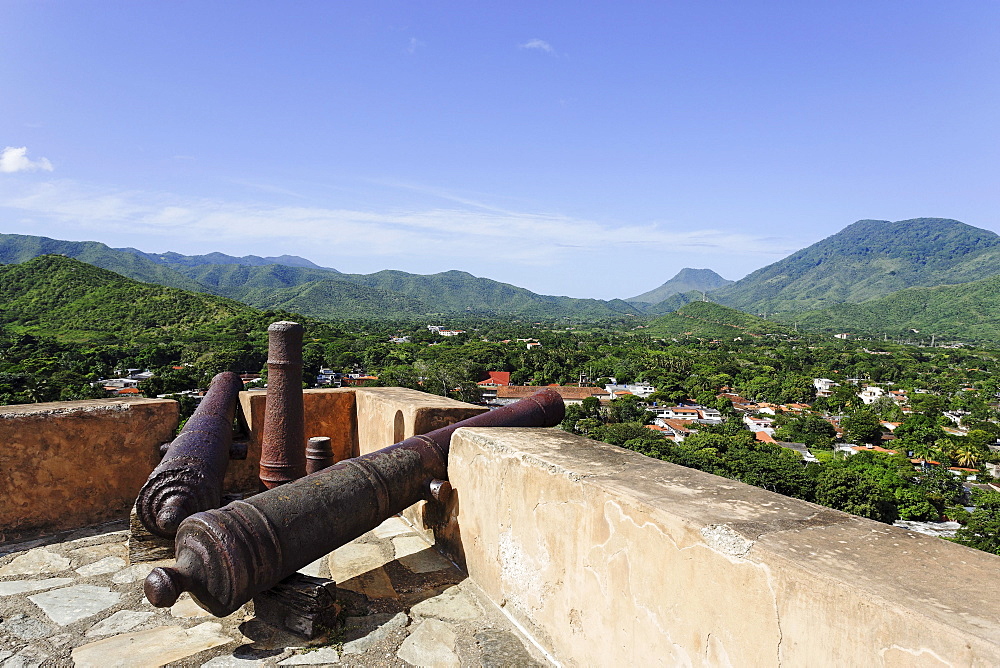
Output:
top-left (2, 2), bottom-right (998, 300)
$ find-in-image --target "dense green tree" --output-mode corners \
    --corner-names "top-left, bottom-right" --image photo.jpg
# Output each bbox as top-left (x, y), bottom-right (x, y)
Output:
top-left (607, 394), bottom-right (652, 424)
top-left (773, 415), bottom-right (837, 448)
top-left (841, 411), bottom-right (883, 446)
top-left (955, 491), bottom-right (1000, 554)
top-left (815, 466), bottom-right (897, 523)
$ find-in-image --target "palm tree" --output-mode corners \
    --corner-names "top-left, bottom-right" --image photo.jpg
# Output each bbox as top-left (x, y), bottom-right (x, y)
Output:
top-left (912, 441), bottom-right (942, 466)
top-left (953, 444), bottom-right (982, 469)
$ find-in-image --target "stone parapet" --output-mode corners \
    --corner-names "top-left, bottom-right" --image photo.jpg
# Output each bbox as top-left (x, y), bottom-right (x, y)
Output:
top-left (352, 387), bottom-right (487, 456)
top-left (449, 426), bottom-right (1000, 666)
top-left (0, 398), bottom-right (178, 541)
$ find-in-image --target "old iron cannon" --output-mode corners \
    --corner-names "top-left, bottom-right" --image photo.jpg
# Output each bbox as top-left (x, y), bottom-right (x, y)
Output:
top-left (144, 388), bottom-right (565, 616)
top-left (135, 371), bottom-right (245, 538)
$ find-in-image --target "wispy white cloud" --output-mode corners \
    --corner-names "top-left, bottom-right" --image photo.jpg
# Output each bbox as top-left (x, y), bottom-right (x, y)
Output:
top-left (519, 38), bottom-right (554, 54)
top-left (407, 37), bottom-right (425, 54)
top-left (0, 179), bottom-right (794, 269)
top-left (0, 147), bottom-right (53, 174)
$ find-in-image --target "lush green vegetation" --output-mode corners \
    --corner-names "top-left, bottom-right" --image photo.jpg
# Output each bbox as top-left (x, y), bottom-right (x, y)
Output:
top-left (0, 255), bottom-right (341, 403)
top-left (643, 301), bottom-right (794, 339)
top-left (772, 274), bottom-right (1000, 344)
top-left (563, 399), bottom-right (975, 525)
top-left (0, 255), bottom-right (263, 342)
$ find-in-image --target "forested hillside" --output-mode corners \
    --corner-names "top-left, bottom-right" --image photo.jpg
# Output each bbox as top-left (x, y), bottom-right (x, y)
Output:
top-left (169, 263), bottom-right (345, 301)
top-left (644, 301), bottom-right (793, 339)
top-left (712, 218), bottom-right (1000, 312)
top-left (0, 255), bottom-right (270, 342)
top-left (0, 233), bottom-right (209, 293)
top-left (775, 274), bottom-right (1000, 343)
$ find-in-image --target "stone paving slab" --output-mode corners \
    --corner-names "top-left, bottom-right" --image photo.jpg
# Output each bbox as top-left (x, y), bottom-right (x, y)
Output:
top-left (0, 577), bottom-right (73, 597)
top-left (71, 622), bottom-right (234, 667)
top-left (28, 584), bottom-right (120, 625)
top-left (0, 516), bottom-right (550, 667)
top-left (85, 610), bottom-right (156, 637)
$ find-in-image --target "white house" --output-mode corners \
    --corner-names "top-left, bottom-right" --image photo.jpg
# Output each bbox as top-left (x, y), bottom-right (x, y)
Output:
top-left (813, 378), bottom-right (839, 397)
top-left (858, 386), bottom-right (885, 405)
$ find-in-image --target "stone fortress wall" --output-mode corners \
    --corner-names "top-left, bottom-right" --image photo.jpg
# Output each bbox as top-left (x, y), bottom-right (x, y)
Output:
top-left (3, 388), bottom-right (1000, 664)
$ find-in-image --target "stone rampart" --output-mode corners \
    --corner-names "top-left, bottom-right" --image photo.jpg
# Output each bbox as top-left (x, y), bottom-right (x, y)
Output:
top-left (0, 398), bottom-right (177, 541)
top-left (9, 390), bottom-right (996, 664)
top-left (449, 426), bottom-right (1000, 666)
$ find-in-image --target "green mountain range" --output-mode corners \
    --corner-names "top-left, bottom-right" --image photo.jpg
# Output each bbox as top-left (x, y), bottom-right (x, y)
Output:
top-left (121, 248), bottom-right (334, 271)
top-left (0, 233), bottom-right (210, 293)
top-left (626, 268), bottom-right (733, 304)
top-left (709, 218), bottom-right (1000, 313)
top-left (0, 232), bottom-right (647, 321)
top-left (6, 218), bottom-right (1000, 334)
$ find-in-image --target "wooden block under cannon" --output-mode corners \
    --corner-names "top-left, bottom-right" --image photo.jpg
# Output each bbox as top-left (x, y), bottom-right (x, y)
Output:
top-left (252, 573), bottom-right (340, 638)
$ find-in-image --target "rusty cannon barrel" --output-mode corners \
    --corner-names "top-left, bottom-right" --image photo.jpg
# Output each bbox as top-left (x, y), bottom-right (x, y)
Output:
top-left (135, 371), bottom-right (245, 538)
top-left (144, 389), bottom-right (565, 616)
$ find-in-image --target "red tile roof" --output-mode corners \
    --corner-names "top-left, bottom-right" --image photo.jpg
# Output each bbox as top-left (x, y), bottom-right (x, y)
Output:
top-left (477, 371), bottom-right (511, 386)
top-left (496, 386), bottom-right (609, 400)
top-left (661, 419), bottom-right (694, 433)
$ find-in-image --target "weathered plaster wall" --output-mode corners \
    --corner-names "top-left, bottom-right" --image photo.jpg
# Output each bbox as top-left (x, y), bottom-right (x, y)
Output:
top-left (234, 388), bottom-right (357, 492)
top-left (449, 426), bottom-right (1000, 667)
top-left (352, 387), bottom-right (487, 456)
top-left (0, 398), bottom-right (177, 541)
top-left (235, 386), bottom-right (482, 496)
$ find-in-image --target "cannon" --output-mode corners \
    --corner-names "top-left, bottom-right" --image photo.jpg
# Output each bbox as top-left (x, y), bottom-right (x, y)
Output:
top-left (144, 389), bottom-right (565, 617)
top-left (135, 371), bottom-right (245, 538)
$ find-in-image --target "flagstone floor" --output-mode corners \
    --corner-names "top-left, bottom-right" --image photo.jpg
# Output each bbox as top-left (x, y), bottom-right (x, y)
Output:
top-left (0, 517), bottom-right (546, 667)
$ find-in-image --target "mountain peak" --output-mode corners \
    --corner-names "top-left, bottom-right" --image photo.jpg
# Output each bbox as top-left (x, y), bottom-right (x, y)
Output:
top-left (626, 268), bottom-right (732, 304)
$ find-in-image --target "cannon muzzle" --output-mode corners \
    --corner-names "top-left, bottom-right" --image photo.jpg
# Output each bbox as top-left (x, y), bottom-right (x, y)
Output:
top-left (145, 389), bottom-right (564, 616)
top-left (135, 371), bottom-right (244, 538)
